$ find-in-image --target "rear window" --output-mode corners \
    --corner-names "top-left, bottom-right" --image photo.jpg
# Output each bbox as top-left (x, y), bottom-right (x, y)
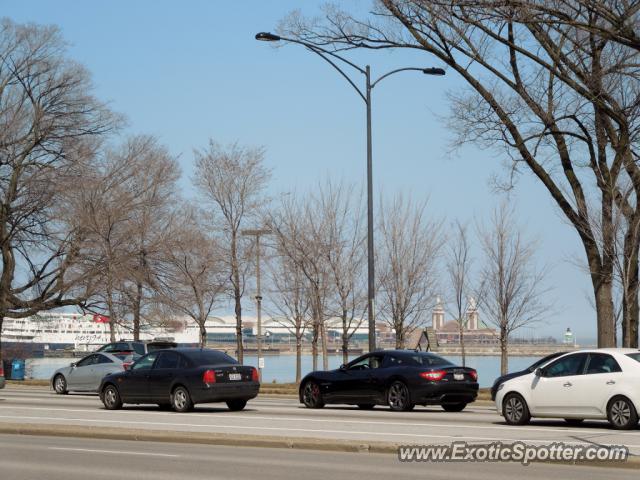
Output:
top-left (626, 353), bottom-right (640, 362)
top-left (406, 353), bottom-right (453, 367)
top-left (184, 350), bottom-right (238, 366)
top-left (132, 343), bottom-right (146, 355)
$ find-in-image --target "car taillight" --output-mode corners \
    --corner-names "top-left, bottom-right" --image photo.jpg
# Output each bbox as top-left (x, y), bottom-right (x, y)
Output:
top-left (0, 365), bottom-right (3, 377)
top-left (469, 370), bottom-right (478, 381)
top-left (122, 363), bottom-right (132, 371)
top-left (251, 367), bottom-right (259, 382)
top-left (420, 370), bottom-right (446, 381)
top-left (202, 369), bottom-right (216, 384)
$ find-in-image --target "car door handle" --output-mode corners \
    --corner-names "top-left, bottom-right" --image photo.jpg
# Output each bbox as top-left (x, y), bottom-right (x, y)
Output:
top-left (563, 382), bottom-right (572, 387)
top-left (606, 380), bottom-right (616, 385)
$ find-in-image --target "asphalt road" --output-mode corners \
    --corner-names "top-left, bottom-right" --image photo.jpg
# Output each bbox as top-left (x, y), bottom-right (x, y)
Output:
top-left (1, 387), bottom-right (640, 456)
top-left (0, 433), bottom-right (635, 480)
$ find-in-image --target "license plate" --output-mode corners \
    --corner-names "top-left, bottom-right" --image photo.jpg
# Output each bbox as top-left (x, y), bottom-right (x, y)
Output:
top-left (454, 373), bottom-right (464, 381)
top-left (228, 373), bottom-right (242, 381)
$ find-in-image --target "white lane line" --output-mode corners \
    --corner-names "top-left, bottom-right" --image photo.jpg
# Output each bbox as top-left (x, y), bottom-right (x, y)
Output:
top-left (3, 415), bottom-right (640, 449)
top-left (3, 406), bottom-right (636, 437)
top-left (48, 447), bottom-right (179, 457)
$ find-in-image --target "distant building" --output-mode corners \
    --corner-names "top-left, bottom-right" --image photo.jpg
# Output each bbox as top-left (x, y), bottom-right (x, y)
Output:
top-left (431, 297), bottom-right (499, 345)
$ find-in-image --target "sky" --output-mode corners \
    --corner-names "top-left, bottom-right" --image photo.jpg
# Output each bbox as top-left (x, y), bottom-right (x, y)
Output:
top-left (4, 0), bottom-right (597, 344)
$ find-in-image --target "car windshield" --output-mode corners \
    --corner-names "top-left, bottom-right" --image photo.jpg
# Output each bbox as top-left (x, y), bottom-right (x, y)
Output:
top-left (184, 350), bottom-right (238, 366)
top-left (406, 353), bottom-right (453, 367)
top-left (626, 353), bottom-right (640, 363)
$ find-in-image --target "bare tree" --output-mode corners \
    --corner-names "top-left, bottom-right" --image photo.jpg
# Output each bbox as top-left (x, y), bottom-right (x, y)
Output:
top-left (269, 192), bottom-right (331, 371)
top-left (378, 195), bottom-right (443, 348)
top-left (478, 204), bottom-right (551, 375)
top-left (321, 182), bottom-right (367, 364)
top-left (0, 19), bottom-right (117, 362)
top-left (193, 141), bottom-right (271, 362)
top-left (265, 248), bottom-right (310, 383)
top-left (445, 221), bottom-right (478, 367)
top-left (277, 0), bottom-right (640, 347)
top-left (153, 208), bottom-right (226, 348)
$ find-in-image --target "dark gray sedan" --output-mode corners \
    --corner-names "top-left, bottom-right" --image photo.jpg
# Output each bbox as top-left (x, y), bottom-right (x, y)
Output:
top-left (51, 352), bottom-right (136, 394)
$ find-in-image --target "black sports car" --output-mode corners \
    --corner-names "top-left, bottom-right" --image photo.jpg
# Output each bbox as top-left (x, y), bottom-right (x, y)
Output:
top-left (99, 348), bottom-right (259, 412)
top-left (299, 350), bottom-right (478, 412)
top-left (489, 351), bottom-right (567, 400)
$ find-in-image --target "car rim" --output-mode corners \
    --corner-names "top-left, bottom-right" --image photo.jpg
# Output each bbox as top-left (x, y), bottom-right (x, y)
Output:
top-left (105, 388), bottom-right (117, 407)
top-left (611, 400), bottom-right (631, 427)
top-left (175, 390), bottom-right (187, 410)
top-left (505, 397), bottom-right (523, 422)
top-left (54, 376), bottom-right (65, 393)
top-left (389, 383), bottom-right (407, 409)
top-left (304, 383), bottom-right (319, 405)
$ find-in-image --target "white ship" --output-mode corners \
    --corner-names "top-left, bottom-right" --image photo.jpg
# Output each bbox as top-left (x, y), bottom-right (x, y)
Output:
top-left (1, 312), bottom-right (200, 353)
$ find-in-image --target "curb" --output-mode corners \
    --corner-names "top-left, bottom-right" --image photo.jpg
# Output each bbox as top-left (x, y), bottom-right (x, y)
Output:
top-left (0, 422), bottom-right (638, 469)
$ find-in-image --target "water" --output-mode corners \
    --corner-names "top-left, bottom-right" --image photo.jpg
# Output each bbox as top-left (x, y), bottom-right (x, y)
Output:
top-left (25, 354), bottom-right (536, 387)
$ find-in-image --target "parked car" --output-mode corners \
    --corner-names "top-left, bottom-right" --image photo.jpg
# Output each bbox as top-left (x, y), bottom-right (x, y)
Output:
top-left (0, 363), bottom-right (5, 389)
top-left (98, 348), bottom-right (259, 412)
top-left (96, 340), bottom-right (178, 356)
top-left (490, 351), bottom-right (567, 400)
top-left (51, 352), bottom-right (137, 394)
top-left (299, 350), bottom-right (478, 412)
top-left (495, 348), bottom-right (640, 429)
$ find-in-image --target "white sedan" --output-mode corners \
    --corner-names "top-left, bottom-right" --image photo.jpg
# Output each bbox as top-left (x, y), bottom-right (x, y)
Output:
top-left (495, 348), bottom-right (640, 429)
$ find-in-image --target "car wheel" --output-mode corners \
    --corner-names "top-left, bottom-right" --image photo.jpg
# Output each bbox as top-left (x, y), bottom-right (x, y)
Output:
top-left (357, 404), bottom-right (375, 410)
top-left (607, 396), bottom-right (638, 430)
top-left (102, 384), bottom-right (122, 410)
top-left (226, 399), bottom-right (247, 411)
top-left (171, 386), bottom-right (193, 413)
top-left (564, 418), bottom-right (584, 426)
top-left (442, 403), bottom-right (467, 412)
top-left (53, 374), bottom-right (68, 395)
top-left (302, 381), bottom-right (325, 408)
top-left (387, 381), bottom-right (414, 412)
top-left (502, 393), bottom-right (530, 425)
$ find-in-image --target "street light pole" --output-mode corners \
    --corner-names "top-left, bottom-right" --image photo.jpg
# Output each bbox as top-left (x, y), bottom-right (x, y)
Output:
top-left (255, 32), bottom-right (444, 353)
top-left (365, 65), bottom-right (375, 354)
top-left (242, 228), bottom-right (272, 382)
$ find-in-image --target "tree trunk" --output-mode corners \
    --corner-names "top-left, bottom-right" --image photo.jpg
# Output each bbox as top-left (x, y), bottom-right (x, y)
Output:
top-left (459, 319), bottom-right (466, 367)
top-left (593, 276), bottom-right (616, 347)
top-left (133, 280), bottom-right (142, 341)
top-left (199, 323), bottom-right (207, 348)
top-left (321, 322), bottom-right (328, 370)
top-left (0, 315), bottom-right (3, 371)
top-left (106, 280), bottom-right (116, 343)
top-left (622, 237), bottom-right (639, 348)
top-left (500, 322), bottom-right (508, 375)
top-left (295, 332), bottom-right (302, 384)
top-left (395, 322), bottom-right (404, 349)
top-left (231, 231), bottom-right (243, 363)
top-left (341, 309), bottom-right (349, 365)
top-left (311, 320), bottom-right (318, 372)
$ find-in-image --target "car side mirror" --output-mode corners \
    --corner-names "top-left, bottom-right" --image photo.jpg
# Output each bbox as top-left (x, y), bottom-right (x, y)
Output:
top-left (339, 364), bottom-right (347, 371)
top-left (70, 363), bottom-right (77, 368)
top-left (534, 368), bottom-right (543, 377)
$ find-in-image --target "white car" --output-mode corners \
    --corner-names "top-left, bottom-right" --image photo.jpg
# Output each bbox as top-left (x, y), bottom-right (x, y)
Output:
top-left (495, 348), bottom-right (640, 429)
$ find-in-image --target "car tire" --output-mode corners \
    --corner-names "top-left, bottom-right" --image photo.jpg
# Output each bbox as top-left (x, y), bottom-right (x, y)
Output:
top-left (357, 404), bottom-right (375, 410)
top-left (171, 386), bottom-right (193, 413)
top-left (607, 396), bottom-right (638, 430)
top-left (564, 418), bottom-right (584, 426)
top-left (53, 374), bottom-right (68, 395)
top-left (387, 381), bottom-right (414, 412)
top-left (442, 403), bottom-right (467, 412)
top-left (301, 381), bottom-right (325, 409)
top-left (226, 399), bottom-right (248, 411)
top-left (502, 393), bottom-right (531, 425)
top-left (102, 384), bottom-right (122, 410)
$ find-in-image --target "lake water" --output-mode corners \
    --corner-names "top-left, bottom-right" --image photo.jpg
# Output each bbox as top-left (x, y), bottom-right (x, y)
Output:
top-left (25, 354), bottom-right (535, 387)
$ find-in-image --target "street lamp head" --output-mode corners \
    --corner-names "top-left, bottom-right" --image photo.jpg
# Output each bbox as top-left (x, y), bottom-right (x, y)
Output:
top-left (255, 32), bottom-right (281, 42)
top-left (422, 67), bottom-right (446, 76)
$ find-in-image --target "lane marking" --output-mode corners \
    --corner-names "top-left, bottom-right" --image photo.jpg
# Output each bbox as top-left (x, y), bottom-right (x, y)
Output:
top-left (48, 447), bottom-right (179, 457)
top-left (2, 414), bottom-right (639, 450)
top-left (2, 405), bottom-right (637, 438)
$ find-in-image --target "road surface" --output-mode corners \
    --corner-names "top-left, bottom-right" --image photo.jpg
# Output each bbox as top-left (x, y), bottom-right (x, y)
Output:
top-left (0, 433), bottom-right (634, 480)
